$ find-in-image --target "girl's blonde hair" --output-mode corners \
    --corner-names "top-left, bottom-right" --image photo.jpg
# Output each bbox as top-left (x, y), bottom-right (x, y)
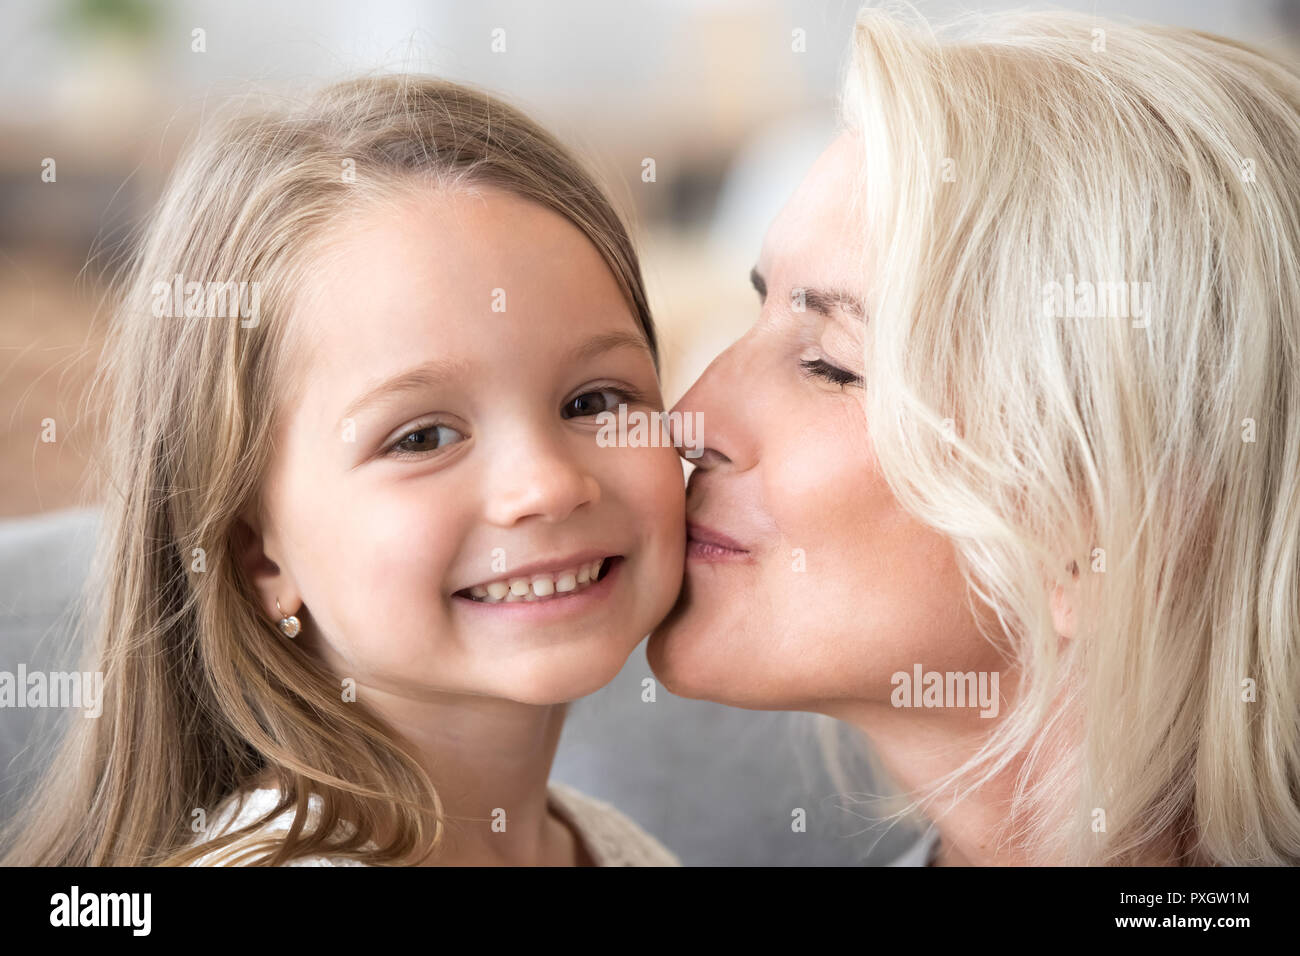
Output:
top-left (0, 74), bottom-right (656, 865)
top-left (831, 7), bottom-right (1300, 864)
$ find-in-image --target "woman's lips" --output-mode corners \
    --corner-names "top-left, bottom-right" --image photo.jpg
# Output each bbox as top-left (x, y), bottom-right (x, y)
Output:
top-left (686, 522), bottom-right (751, 562)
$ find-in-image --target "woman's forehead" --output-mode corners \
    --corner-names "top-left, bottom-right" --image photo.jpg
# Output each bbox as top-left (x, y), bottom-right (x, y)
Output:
top-left (757, 132), bottom-right (868, 297)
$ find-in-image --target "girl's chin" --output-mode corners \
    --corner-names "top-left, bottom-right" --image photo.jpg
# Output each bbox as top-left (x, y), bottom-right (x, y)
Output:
top-left (499, 659), bottom-right (632, 705)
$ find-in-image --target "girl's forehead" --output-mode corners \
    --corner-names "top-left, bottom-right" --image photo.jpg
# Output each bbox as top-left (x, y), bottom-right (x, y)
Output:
top-left (313, 187), bottom-right (619, 300)
top-left (294, 190), bottom-right (620, 337)
top-left (274, 190), bottom-right (647, 432)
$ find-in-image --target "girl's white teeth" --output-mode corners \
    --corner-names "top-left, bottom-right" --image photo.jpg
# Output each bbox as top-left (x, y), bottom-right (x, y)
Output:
top-left (464, 559), bottom-right (607, 603)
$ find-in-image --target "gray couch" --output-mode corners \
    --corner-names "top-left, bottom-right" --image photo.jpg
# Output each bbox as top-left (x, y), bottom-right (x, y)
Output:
top-left (0, 507), bottom-right (920, 865)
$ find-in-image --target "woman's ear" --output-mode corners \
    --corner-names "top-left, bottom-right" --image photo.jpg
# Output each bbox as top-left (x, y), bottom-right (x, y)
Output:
top-left (1050, 560), bottom-right (1080, 640)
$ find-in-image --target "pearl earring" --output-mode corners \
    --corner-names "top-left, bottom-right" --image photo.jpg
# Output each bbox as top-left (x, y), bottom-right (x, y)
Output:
top-left (276, 599), bottom-right (301, 639)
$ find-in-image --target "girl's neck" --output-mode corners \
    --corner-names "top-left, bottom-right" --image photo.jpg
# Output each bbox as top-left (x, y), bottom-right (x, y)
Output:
top-left (246, 693), bottom-right (584, 865)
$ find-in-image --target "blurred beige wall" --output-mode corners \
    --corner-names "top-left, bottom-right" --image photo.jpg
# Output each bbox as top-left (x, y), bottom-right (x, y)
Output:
top-left (2, 0), bottom-right (1295, 516)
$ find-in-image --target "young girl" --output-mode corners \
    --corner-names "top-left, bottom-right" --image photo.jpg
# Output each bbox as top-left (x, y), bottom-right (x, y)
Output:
top-left (0, 75), bottom-right (686, 866)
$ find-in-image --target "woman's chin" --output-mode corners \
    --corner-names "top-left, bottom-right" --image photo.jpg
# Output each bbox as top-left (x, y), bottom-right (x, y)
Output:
top-left (645, 606), bottom-right (692, 696)
top-left (646, 600), bottom-right (760, 707)
top-left (645, 573), bottom-right (711, 693)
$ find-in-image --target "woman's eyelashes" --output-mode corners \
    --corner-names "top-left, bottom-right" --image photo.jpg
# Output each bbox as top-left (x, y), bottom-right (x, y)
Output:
top-left (799, 357), bottom-right (864, 388)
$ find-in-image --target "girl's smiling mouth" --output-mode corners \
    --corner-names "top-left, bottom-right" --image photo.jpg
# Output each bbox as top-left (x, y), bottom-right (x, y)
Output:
top-left (453, 554), bottom-right (622, 606)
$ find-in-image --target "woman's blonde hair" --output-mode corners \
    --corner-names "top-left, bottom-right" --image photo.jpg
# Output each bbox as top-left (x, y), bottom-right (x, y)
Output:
top-left (836, 7), bottom-right (1300, 864)
top-left (0, 74), bottom-right (656, 865)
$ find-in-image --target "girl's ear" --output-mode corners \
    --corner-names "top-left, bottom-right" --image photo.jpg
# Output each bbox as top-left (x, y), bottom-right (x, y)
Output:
top-left (232, 513), bottom-right (299, 620)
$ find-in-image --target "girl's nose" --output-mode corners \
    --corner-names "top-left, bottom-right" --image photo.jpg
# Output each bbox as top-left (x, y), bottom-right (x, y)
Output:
top-left (482, 433), bottom-right (601, 527)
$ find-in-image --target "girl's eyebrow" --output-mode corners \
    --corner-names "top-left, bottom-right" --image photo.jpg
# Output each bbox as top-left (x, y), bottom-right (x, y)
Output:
top-left (339, 357), bottom-right (469, 426)
top-left (565, 329), bottom-right (653, 364)
top-left (337, 330), bottom-right (651, 427)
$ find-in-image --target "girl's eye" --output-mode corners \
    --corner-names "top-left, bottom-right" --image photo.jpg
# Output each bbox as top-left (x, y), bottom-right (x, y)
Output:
top-left (563, 388), bottom-right (634, 419)
top-left (799, 357), bottom-right (864, 389)
top-left (387, 423), bottom-right (466, 458)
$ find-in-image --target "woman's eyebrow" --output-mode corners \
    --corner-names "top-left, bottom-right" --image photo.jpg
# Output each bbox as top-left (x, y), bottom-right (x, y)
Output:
top-left (801, 287), bottom-right (866, 322)
top-left (750, 266), bottom-right (866, 322)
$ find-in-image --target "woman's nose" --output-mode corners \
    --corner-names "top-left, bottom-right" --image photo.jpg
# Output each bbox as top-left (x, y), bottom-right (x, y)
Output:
top-left (670, 334), bottom-right (757, 472)
top-left (482, 431), bottom-right (601, 527)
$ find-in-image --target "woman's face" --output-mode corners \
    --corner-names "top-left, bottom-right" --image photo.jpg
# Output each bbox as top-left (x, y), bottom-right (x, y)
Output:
top-left (242, 184), bottom-right (685, 707)
top-left (647, 133), bottom-right (999, 716)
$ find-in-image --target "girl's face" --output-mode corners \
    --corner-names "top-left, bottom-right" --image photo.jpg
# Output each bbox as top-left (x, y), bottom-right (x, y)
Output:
top-left (243, 185), bottom-right (685, 705)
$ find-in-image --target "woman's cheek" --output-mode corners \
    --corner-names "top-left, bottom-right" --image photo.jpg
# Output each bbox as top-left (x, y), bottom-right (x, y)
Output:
top-left (769, 408), bottom-right (870, 538)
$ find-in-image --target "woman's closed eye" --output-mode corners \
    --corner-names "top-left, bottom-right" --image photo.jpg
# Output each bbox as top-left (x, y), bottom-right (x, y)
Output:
top-left (799, 357), bottom-right (864, 388)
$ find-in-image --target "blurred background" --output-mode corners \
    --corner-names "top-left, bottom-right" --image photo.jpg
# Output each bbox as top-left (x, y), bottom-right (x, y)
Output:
top-left (1, 0), bottom-right (1296, 516)
top-left (1, 0), bottom-right (1297, 865)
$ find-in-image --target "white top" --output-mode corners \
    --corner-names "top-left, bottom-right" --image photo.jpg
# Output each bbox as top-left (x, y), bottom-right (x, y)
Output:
top-left (188, 780), bottom-right (680, 867)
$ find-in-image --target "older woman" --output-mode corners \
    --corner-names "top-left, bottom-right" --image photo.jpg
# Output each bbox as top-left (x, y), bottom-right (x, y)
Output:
top-left (650, 9), bottom-right (1300, 865)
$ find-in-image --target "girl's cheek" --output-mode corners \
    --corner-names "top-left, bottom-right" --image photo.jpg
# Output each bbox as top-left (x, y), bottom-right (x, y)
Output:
top-left (639, 448), bottom-right (688, 548)
top-left (589, 444), bottom-right (682, 542)
top-left (346, 492), bottom-right (461, 588)
top-left (618, 439), bottom-right (684, 496)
